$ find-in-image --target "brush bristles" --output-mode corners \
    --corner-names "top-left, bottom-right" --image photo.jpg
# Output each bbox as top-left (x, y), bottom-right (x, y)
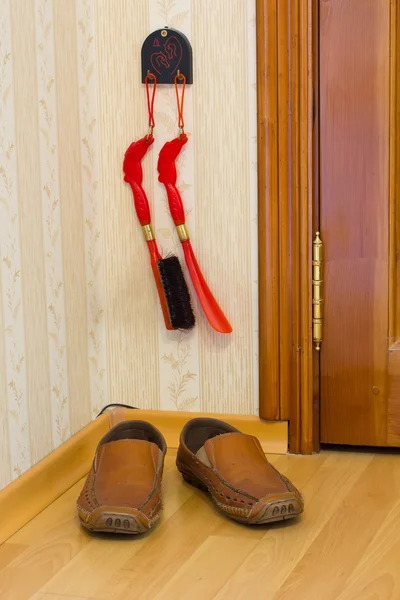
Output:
top-left (158, 256), bottom-right (195, 330)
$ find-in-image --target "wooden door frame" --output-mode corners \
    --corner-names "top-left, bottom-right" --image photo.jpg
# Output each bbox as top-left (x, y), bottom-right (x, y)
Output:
top-left (257, 0), bottom-right (399, 453)
top-left (256, 0), bottom-right (318, 453)
top-left (390, 0), bottom-right (400, 348)
top-left (388, 0), bottom-right (400, 444)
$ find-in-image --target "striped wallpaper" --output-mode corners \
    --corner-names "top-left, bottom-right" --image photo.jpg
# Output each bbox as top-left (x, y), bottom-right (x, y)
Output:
top-left (0, 0), bottom-right (258, 487)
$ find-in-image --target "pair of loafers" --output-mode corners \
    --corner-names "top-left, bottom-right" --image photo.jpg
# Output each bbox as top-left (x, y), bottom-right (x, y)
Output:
top-left (77, 418), bottom-right (304, 534)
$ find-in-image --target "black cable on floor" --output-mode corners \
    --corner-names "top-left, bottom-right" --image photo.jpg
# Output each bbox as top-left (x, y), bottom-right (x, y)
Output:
top-left (96, 403), bottom-right (139, 418)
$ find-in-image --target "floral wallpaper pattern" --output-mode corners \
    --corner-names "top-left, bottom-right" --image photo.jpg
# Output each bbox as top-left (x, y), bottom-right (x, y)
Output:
top-left (0, 0), bottom-right (29, 480)
top-left (35, 0), bottom-right (70, 448)
top-left (0, 0), bottom-right (258, 488)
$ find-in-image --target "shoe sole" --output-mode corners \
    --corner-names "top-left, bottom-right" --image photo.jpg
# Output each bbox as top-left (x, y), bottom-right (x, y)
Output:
top-left (180, 470), bottom-right (303, 525)
top-left (78, 506), bottom-right (159, 535)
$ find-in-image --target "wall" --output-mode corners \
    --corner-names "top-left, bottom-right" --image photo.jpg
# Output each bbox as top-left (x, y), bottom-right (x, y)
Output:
top-left (0, 0), bottom-right (258, 487)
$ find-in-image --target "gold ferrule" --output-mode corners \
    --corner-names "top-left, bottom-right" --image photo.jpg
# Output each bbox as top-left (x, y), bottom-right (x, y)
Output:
top-left (142, 224), bottom-right (155, 241)
top-left (176, 224), bottom-right (190, 242)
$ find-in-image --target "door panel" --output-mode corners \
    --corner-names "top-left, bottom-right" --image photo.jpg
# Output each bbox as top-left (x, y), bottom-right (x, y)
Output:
top-left (319, 0), bottom-right (394, 445)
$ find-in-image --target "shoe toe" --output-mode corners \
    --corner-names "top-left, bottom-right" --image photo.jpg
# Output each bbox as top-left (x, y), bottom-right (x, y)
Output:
top-left (247, 492), bottom-right (304, 525)
top-left (78, 505), bottom-right (154, 534)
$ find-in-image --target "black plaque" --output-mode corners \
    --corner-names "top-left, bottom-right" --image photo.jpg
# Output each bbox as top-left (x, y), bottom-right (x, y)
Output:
top-left (141, 27), bottom-right (193, 84)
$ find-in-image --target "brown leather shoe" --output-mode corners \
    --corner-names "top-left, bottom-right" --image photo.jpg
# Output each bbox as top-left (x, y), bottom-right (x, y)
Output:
top-left (77, 420), bottom-right (166, 534)
top-left (176, 418), bottom-right (304, 525)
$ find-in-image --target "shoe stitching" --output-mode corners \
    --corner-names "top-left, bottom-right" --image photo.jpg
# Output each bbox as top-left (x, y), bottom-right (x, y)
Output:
top-left (150, 444), bottom-right (158, 471)
top-left (269, 463), bottom-right (294, 493)
top-left (213, 499), bottom-right (250, 518)
top-left (139, 483), bottom-right (159, 512)
top-left (251, 435), bottom-right (266, 460)
top-left (95, 445), bottom-right (105, 475)
top-left (77, 504), bottom-right (91, 518)
top-left (208, 438), bottom-right (217, 469)
top-left (251, 436), bottom-right (299, 495)
top-left (148, 499), bottom-right (162, 518)
top-left (139, 466), bottom-right (164, 513)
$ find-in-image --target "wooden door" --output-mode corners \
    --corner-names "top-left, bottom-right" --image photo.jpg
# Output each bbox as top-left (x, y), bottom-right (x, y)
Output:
top-left (319, 0), bottom-right (400, 446)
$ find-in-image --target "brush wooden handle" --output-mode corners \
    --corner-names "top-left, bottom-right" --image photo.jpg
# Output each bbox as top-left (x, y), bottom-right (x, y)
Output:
top-left (147, 240), bottom-right (174, 331)
top-left (123, 135), bottom-right (173, 330)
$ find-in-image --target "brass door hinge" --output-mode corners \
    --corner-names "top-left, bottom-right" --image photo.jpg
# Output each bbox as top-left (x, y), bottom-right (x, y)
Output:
top-left (312, 232), bottom-right (323, 350)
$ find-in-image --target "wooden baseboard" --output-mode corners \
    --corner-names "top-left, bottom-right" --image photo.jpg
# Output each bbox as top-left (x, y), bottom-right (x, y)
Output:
top-left (0, 415), bottom-right (110, 546)
top-left (0, 409), bottom-right (287, 544)
top-left (125, 410), bottom-right (288, 454)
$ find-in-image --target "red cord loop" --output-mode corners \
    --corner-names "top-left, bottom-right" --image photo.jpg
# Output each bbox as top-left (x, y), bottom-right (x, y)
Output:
top-left (174, 72), bottom-right (186, 136)
top-left (145, 72), bottom-right (157, 136)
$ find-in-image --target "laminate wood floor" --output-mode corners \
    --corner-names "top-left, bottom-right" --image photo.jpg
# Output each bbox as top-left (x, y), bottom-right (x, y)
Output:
top-left (1, 450), bottom-right (400, 600)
